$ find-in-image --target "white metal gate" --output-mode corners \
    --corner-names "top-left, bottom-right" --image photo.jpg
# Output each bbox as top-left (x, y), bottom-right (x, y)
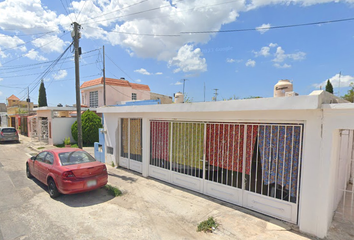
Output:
top-left (149, 120), bottom-right (303, 224)
top-left (119, 118), bottom-right (143, 173)
top-left (334, 129), bottom-right (354, 223)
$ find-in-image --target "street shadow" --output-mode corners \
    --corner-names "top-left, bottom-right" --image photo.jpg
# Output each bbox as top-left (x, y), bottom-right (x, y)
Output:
top-left (0, 141), bottom-right (20, 145)
top-left (28, 177), bottom-right (114, 207)
top-left (108, 170), bottom-right (138, 183)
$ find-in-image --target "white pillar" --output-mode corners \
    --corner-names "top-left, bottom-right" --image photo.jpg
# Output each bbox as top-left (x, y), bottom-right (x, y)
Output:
top-left (142, 117), bottom-right (150, 177)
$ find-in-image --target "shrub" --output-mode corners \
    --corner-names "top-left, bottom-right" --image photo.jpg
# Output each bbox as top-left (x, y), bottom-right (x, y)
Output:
top-left (71, 110), bottom-right (103, 145)
top-left (104, 185), bottom-right (122, 197)
top-left (64, 137), bottom-right (70, 145)
top-left (197, 217), bottom-right (218, 233)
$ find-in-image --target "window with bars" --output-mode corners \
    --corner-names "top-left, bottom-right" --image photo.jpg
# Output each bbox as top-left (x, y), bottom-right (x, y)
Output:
top-left (132, 93), bottom-right (137, 101)
top-left (89, 91), bottom-right (98, 108)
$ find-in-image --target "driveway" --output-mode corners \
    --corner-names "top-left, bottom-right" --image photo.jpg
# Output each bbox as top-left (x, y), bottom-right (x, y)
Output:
top-left (0, 139), bottom-right (338, 240)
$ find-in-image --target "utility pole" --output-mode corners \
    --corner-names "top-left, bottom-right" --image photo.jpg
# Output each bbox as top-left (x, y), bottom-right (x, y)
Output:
top-left (27, 87), bottom-right (30, 115)
top-left (204, 82), bottom-right (205, 102)
top-left (103, 45), bottom-right (106, 106)
top-left (182, 79), bottom-right (187, 95)
top-left (72, 22), bottom-right (83, 149)
top-left (213, 89), bottom-right (218, 101)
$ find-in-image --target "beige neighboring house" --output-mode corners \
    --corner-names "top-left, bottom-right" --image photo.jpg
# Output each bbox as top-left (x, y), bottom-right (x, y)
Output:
top-left (81, 77), bottom-right (150, 107)
top-left (6, 94), bottom-right (34, 129)
top-left (80, 77), bottom-right (172, 107)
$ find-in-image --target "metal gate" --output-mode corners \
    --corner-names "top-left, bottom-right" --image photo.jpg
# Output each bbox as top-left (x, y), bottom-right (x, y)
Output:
top-left (119, 118), bottom-right (143, 173)
top-left (334, 129), bottom-right (354, 223)
top-left (149, 120), bottom-right (303, 224)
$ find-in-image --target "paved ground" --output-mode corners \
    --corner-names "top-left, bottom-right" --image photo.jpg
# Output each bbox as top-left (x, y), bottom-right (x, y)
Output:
top-left (0, 135), bottom-right (351, 239)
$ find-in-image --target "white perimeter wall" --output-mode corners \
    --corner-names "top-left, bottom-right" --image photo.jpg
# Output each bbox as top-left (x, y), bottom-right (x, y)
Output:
top-left (51, 118), bottom-right (77, 145)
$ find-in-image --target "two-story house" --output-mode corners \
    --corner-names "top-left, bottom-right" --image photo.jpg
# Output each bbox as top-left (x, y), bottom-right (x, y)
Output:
top-left (80, 77), bottom-right (151, 108)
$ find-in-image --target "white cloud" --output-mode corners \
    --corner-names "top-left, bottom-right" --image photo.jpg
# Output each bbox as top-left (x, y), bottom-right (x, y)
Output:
top-left (0, 77), bottom-right (3, 81)
top-left (273, 47), bottom-right (306, 63)
top-left (245, 59), bottom-right (256, 67)
top-left (134, 68), bottom-right (151, 75)
top-left (253, 46), bottom-right (270, 57)
top-left (0, 0), bottom-right (60, 34)
top-left (168, 44), bottom-right (207, 73)
top-left (226, 58), bottom-right (235, 63)
top-left (256, 23), bottom-right (271, 34)
top-left (269, 43), bottom-right (278, 48)
top-left (0, 91), bottom-right (2, 96)
top-left (52, 70), bottom-right (67, 80)
top-left (174, 81), bottom-right (183, 85)
top-left (32, 35), bottom-right (67, 53)
top-left (313, 73), bottom-right (354, 89)
top-left (274, 63), bottom-right (291, 68)
top-left (0, 34), bottom-right (26, 52)
top-left (155, 72), bottom-right (163, 75)
top-left (24, 49), bottom-right (47, 61)
top-left (135, 79), bottom-right (142, 83)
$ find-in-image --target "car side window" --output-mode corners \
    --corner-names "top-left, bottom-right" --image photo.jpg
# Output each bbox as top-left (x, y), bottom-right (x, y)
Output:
top-left (36, 152), bottom-right (47, 163)
top-left (43, 152), bottom-right (54, 165)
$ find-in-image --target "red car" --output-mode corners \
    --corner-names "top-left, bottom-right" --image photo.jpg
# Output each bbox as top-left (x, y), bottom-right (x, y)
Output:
top-left (26, 148), bottom-right (108, 198)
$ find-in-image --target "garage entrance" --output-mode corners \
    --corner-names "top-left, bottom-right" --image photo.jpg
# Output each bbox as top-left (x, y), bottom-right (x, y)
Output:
top-left (148, 120), bottom-right (303, 224)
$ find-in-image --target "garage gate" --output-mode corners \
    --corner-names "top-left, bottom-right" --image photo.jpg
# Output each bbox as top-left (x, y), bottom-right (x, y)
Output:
top-left (148, 120), bottom-right (303, 224)
top-left (117, 118), bottom-right (303, 223)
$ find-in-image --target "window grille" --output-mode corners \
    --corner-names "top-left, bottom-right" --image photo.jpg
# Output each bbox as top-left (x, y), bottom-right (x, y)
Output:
top-left (89, 91), bottom-right (98, 108)
top-left (132, 93), bottom-right (137, 101)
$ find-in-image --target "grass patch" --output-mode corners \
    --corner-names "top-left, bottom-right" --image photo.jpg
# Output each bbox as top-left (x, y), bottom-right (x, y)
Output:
top-left (55, 143), bottom-right (79, 148)
top-left (104, 184), bottom-right (122, 197)
top-left (111, 161), bottom-right (115, 167)
top-left (197, 217), bottom-right (218, 233)
top-left (37, 147), bottom-right (45, 150)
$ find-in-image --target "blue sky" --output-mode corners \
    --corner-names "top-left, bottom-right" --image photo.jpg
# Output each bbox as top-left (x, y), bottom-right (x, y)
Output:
top-left (0, 0), bottom-right (354, 105)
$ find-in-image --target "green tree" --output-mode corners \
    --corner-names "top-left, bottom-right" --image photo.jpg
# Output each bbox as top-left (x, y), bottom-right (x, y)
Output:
top-left (71, 110), bottom-right (103, 145)
top-left (38, 79), bottom-right (48, 107)
top-left (325, 79), bottom-right (334, 94)
top-left (342, 82), bottom-right (354, 103)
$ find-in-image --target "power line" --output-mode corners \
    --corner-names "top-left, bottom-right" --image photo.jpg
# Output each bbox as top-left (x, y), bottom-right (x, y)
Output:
top-left (0, 30), bottom-right (58, 38)
top-left (0, 31), bottom-right (67, 53)
top-left (60, 0), bottom-right (74, 22)
top-left (181, 17), bottom-right (354, 34)
top-left (82, 0), bottom-right (149, 24)
top-left (81, 0), bottom-right (184, 26)
top-left (0, 49), bottom-right (100, 71)
top-left (1, 32), bottom-right (70, 66)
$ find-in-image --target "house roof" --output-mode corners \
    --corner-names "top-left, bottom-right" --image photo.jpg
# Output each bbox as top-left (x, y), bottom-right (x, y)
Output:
top-left (80, 77), bottom-right (150, 91)
top-left (7, 94), bottom-right (20, 101)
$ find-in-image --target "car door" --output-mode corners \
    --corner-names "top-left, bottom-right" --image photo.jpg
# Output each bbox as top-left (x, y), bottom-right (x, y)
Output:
top-left (33, 152), bottom-right (48, 182)
top-left (36, 152), bottom-right (54, 184)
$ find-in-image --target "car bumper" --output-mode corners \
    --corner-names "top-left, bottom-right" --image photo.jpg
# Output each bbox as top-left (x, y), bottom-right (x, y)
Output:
top-left (57, 174), bottom-right (108, 195)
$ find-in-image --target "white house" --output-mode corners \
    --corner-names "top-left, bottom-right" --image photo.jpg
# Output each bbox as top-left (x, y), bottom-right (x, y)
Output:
top-left (96, 90), bottom-right (354, 238)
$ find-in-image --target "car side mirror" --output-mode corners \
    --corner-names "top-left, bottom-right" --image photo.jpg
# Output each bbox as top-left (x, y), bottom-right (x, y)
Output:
top-left (31, 156), bottom-right (36, 161)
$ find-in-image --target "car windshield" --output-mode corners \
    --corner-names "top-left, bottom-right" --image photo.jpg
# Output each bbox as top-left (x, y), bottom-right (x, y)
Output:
top-left (58, 151), bottom-right (96, 166)
top-left (2, 128), bottom-right (16, 133)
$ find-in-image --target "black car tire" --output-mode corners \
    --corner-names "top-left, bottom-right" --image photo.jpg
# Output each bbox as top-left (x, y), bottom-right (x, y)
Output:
top-left (48, 179), bottom-right (60, 198)
top-left (26, 163), bottom-right (33, 178)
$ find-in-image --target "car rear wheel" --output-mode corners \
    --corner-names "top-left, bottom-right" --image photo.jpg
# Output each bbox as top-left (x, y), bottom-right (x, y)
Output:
top-left (48, 179), bottom-right (60, 198)
top-left (26, 163), bottom-right (33, 178)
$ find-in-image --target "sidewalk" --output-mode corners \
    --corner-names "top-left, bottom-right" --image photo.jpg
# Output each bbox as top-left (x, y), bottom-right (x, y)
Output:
top-left (20, 134), bottom-right (95, 156)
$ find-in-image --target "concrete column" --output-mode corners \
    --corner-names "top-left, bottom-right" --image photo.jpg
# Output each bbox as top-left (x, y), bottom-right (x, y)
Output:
top-left (142, 117), bottom-right (150, 177)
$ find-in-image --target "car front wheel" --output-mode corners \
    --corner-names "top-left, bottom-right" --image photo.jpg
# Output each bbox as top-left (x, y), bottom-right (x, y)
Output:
top-left (48, 179), bottom-right (60, 198)
top-left (26, 163), bottom-right (33, 178)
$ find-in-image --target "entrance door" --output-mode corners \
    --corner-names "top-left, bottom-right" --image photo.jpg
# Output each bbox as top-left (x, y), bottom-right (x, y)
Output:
top-left (119, 118), bottom-right (143, 173)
